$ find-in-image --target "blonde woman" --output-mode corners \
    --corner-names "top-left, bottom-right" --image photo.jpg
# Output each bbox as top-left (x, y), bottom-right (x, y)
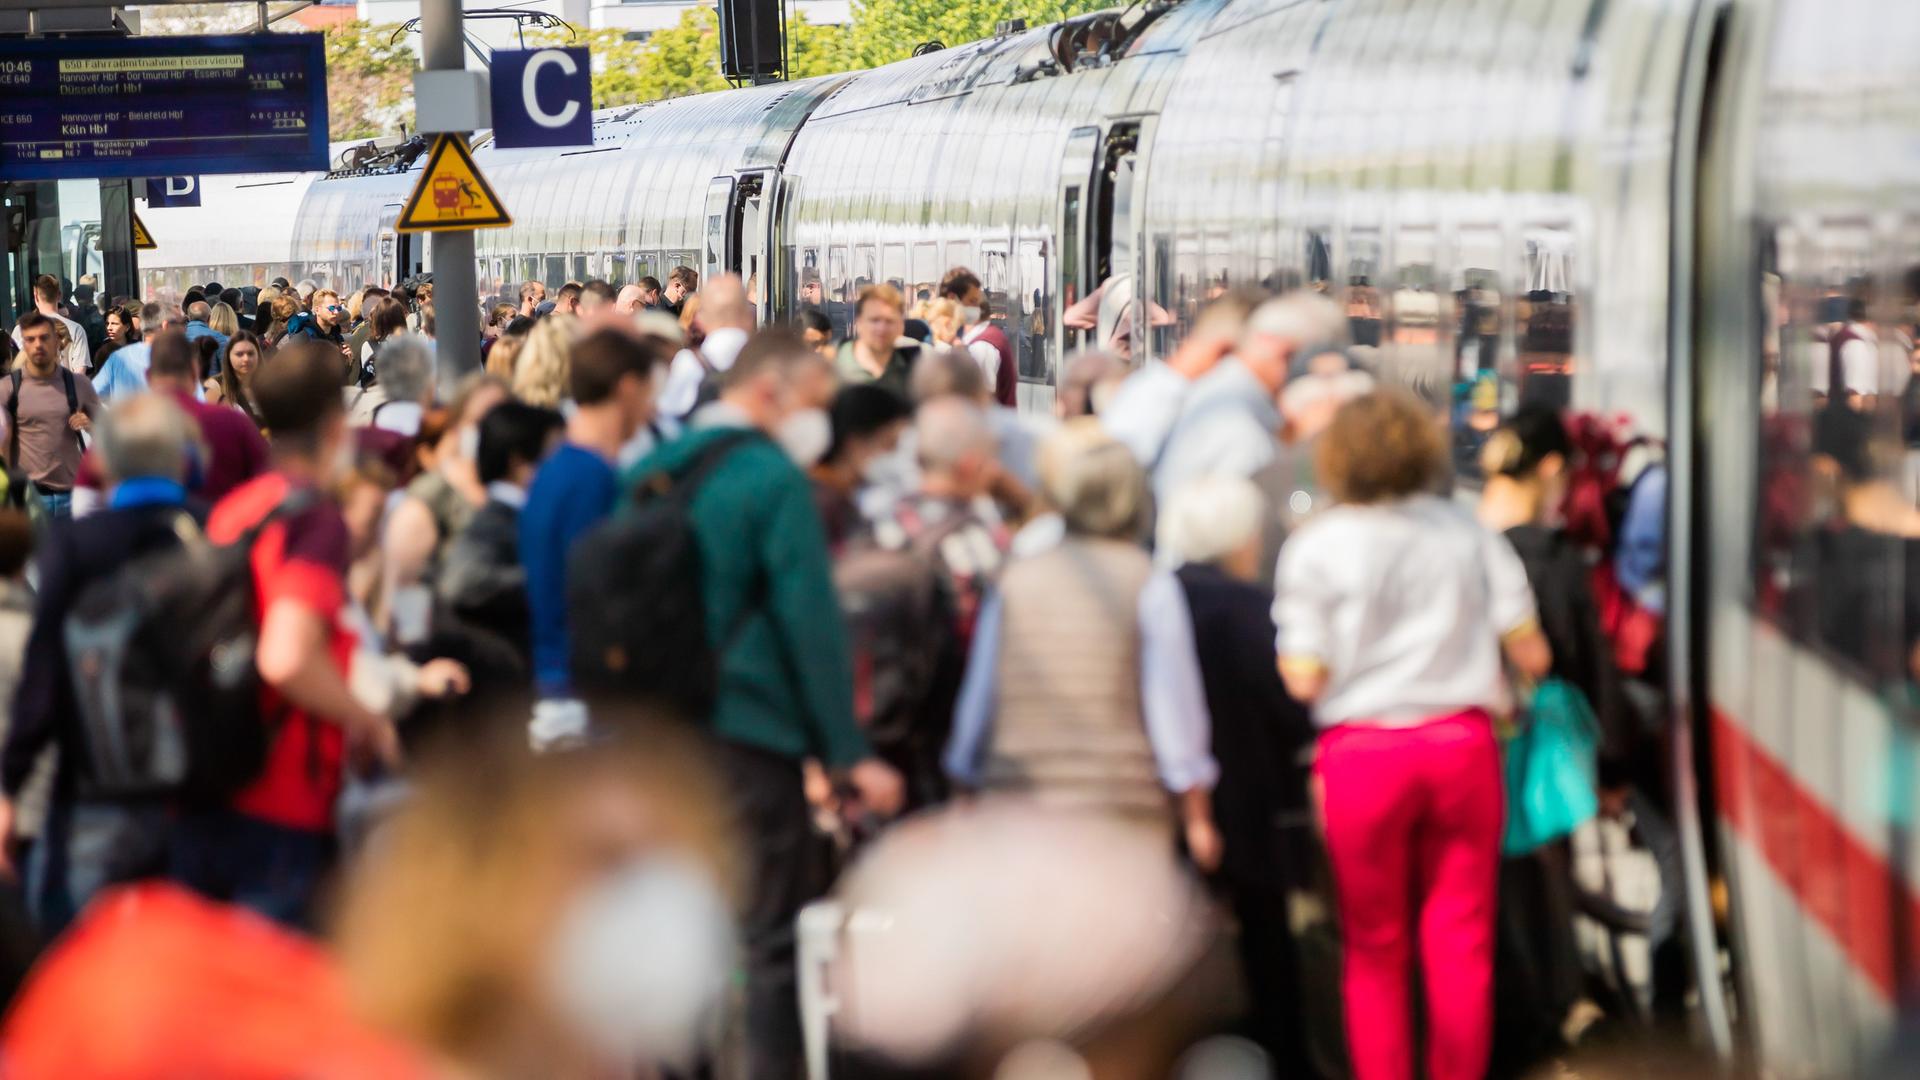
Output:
top-left (511, 314), bottom-right (579, 408)
top-left (206, 300), bottom-right (239, 338)
top-left (251, 284), bottom-right (280, 336)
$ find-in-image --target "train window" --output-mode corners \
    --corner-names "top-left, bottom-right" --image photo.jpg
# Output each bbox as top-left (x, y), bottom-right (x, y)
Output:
top-left (1391, 223), bottom-right (1445, 394)
top-left (1017, 238), bottom-right (1052, 384)
top-left (1752, 215), bottom-right (1920, 689)
top-left (608, 253), bottom-right (626, 286)
top-left (1172, 231), bottom-right (1201, 340)
top-left (827, 247), bottom-right (850, 304)
top-left (1450, 225), bottom-right (1507, 480)
top-left (1345, 228), bottom-right (1383, 349)
top-left (571, 255), bottom-right (588, 285)
top-left (912, 243), bottom-right (941, 301)
top-left (1516, 226), bottom-right (1574, 410)
top-left (1143, 236), bottom-right (1174, 359)
top-left (882, 245), bottom-right (910, 298)
top-left (979, 241), bottom-right (1011, 342)
top-left (1062, 186), bottom-right (1082, 355)
top-left (944, 241), bottom-right (972, 280)
top-left (853, 245), bottom-right (878, 295)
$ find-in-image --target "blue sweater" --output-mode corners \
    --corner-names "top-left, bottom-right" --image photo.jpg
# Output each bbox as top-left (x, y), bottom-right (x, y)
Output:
top-left (520, 443), bottom-right (619, 696)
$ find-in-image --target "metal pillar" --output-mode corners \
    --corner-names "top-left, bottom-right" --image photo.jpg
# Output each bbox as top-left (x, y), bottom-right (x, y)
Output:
top-left (418, 0), bottom-right (480, 387)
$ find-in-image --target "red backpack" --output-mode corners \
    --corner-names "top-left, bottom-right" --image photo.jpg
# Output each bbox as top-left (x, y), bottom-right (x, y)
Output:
top-left (1562, 413), bottom-right (1663, 678)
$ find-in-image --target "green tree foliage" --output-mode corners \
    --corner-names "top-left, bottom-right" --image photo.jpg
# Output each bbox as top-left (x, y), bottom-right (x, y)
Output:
top-left (846, 0), bottom-right (1110, 69)
top-left (323, 22), bottom-right (418, 142)
top-left (555, 9), bottom-right (855, 108)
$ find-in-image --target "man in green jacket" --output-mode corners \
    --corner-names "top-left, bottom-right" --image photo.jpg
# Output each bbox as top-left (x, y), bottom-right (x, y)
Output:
top-left (622, 326), bottom-right (902, 1080)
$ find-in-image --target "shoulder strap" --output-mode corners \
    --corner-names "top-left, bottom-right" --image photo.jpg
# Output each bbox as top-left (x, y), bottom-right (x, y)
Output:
top-left (633, 430), bottom-right (764, 507)
top-left (6, 370), bottom-right (19, 466)
top-left (60, 368), bottom-right (84, 453)
top-left (234, 487), bottom-right (319, 550)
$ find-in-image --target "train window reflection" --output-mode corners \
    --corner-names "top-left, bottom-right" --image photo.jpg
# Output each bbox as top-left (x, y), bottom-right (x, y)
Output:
top-left (1753, 217), bottom-right (1920, 695)
top-left (944, 241), bottom-right (972, 278)
top-left (1017, 237), bottom-right (1052, 383)
top-left (827, 246), bottom-right (849, 304)
top-left (1517, 227), bottom-right (1575, 410)
top-left (912, 243), bottom-right (941, 299)
top-left (1345, 229), bottom-right (1383, 348)
top-left (1062, 186), bottom-right (1082, 352)
top-left (1306, 228), bottom-right (1333, 294)
top-left (883, 244), bottom-right (910, 297)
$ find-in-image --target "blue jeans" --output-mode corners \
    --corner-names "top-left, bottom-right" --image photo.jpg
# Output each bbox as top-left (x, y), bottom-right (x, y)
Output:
top-left (26, 798), bottom-right (171, 935)
top-left (168, 809), bottom-right (333, 931)
top-left (36, 490), bottom-right (71, 520)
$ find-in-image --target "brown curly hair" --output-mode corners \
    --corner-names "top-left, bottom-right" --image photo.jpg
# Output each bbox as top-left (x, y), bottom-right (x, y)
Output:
top-left (1314, 388), bottom-right (1444, 504)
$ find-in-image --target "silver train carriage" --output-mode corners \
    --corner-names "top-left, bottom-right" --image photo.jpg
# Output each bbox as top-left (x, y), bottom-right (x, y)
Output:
top-left (137, 0), bottom-right (1920, 1073)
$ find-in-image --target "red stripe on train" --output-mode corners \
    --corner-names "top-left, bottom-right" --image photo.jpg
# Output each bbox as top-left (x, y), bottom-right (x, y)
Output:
top-left (1710, 708), bottom-right (1920, 1000)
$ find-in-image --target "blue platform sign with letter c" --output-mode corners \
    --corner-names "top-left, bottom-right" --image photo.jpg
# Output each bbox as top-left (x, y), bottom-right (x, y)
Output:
top-left (146, 176), bottom-right (200, 208)
top-left (489, 47), bottom-right (592, 149)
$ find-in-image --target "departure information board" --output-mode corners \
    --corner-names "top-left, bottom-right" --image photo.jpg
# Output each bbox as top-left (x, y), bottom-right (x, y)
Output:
top-left (0, 34), bottom-right (329, 181)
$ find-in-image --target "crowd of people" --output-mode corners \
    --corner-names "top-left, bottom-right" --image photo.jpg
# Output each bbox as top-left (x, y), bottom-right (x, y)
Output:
top-left (0, 266), bottom-right (1681, 1080)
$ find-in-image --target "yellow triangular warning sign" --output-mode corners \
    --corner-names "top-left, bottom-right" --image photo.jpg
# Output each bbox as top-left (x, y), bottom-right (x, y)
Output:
top-left (131, 212), bottom-right (156, 250)
top-left (396, 134), bottom-right (511, 233)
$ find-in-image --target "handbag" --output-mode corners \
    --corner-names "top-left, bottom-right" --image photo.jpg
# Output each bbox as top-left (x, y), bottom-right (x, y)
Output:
top-left (1501, 676), bottom-right (1601, 855)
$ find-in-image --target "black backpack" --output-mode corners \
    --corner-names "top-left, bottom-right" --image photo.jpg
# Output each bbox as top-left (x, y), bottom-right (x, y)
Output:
top-left (64, 494), bottom-right (309, 804)
top-left (832, 510), bottom-right (970, 752)
top-left (567, 431), bottom-right (764, 720)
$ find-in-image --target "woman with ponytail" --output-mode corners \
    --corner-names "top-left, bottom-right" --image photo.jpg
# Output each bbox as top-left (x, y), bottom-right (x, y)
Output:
top-left (1476, 404), bottom-right (1624, 1069)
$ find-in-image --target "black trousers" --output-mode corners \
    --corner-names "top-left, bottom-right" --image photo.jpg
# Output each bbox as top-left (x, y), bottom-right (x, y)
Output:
top-left (718, 740), bottom-right (816, 1080)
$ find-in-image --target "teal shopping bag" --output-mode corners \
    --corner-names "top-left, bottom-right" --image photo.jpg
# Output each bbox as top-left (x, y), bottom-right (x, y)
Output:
top-left (1501, 677), bottom-right (1600, 856)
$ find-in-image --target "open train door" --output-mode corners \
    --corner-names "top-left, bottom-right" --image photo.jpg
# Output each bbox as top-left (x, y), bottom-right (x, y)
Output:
top-left (704, 170), bottom-right (781, 323)
top-left (377, 202), bottom-right (425, 289)
top-left (1056, 120), bottom-right (1149, 390)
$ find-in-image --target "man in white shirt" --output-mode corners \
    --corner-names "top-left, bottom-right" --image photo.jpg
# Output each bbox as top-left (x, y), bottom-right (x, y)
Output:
top-left (940, 268), bottom-right (1018, 409)
top-left (1815, 298), bottom-right (1882, 408)
top-left (658, 275), bottom-right (753, 418)
top-left (9, 276), bottom-right (89, 375)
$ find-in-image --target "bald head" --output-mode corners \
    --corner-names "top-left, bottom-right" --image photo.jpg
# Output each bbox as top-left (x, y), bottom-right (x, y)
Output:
top-left (698, 275), bottom-right (753, 332)
top-left (915, 397), bottom-right (996, 492)
top-left (614, 284), bottom-right (645, 316)
top-left (1239, 291), bottom-right (1350, 395)
top-left (908, 346), bottom-right (989, 405)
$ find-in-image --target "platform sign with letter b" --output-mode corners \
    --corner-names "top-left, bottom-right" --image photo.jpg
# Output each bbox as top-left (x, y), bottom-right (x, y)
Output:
top-left (489, 47), bottom-right (592, 150)
top-left (145, 176), bottom-right (200, 208)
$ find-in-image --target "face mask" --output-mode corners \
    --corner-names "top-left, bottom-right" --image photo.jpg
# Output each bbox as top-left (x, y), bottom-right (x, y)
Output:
top-left (776, 407), bottom-right (831, 468)
top-left (961, 305), bottom-right (983, 325)
top-left (546, 855), bottom-right (736, 1069)
top-left (860, 443), bottom-right (915, 490)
